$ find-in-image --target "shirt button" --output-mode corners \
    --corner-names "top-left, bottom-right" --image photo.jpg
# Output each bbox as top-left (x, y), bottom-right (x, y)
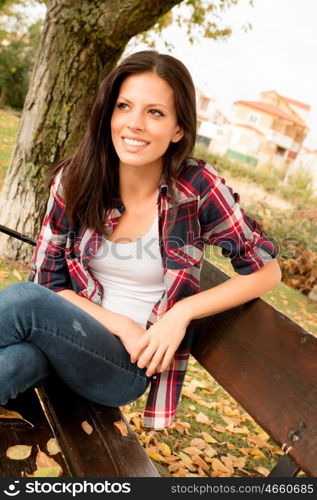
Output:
top-left (152, 375), bottom-right (157, 380)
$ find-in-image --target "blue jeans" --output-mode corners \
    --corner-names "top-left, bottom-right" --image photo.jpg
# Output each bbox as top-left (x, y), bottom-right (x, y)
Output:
top-left (0, 281), bottom-right (150, 406)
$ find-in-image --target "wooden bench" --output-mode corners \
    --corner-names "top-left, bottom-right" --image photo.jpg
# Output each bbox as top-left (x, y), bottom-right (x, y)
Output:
top-left (193, 259), bottom-right (317, 477)
top-left (1, 225), bottom-right (316, 477)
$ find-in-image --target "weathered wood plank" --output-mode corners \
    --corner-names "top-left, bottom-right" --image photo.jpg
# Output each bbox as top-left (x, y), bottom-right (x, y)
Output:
top-left (37, 379), bottom-right (159, 477)
top-left (192, 259), bottom-right (317, 477)
top-left (0, 388), bottom-right (68, 477)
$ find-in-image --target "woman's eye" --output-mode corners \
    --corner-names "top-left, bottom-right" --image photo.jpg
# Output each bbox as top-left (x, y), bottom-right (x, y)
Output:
top-left (149, 109), bottom-right (164, 117)
top-left (116, 102), bottom-right (129, 110)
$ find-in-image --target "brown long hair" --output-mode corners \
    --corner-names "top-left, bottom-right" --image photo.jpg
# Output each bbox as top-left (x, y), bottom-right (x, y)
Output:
top-left (50, 50), bottom-right (197, 234)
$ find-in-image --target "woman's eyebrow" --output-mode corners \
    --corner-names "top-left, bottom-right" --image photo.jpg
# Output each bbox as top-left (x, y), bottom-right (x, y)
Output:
top-left (118, 96), bottom-right (169, 110)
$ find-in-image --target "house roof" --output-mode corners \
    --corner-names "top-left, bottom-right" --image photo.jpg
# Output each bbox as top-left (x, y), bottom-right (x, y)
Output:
top-left (234, 100), bottom-right (306, 128)
top-left (235, 123), bottom-right (264, 136)
top-left (265, 91), bottom-right (310, 111)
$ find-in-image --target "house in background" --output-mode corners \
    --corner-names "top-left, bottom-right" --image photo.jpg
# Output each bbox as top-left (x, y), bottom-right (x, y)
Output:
top-left (196, 89), bottom-right (311, 173)
top-left (226, 91), bottom-right (309, 169)
top-left (195, 88), bottom-right (317, 190)
top-left (195, 86), bottom-right (230, 153)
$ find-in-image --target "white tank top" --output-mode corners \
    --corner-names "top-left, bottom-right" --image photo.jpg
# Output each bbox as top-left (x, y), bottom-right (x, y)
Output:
top-left (88, 214), bottom-right (165, 329)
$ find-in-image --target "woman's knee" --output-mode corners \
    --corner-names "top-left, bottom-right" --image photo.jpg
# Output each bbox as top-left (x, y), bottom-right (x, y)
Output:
top-left (0, 281), bottom-right (49, 308)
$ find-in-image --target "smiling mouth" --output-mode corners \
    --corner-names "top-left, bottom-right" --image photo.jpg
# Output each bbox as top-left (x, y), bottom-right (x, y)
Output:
top-left (123, 137), bottom-right (149, 147)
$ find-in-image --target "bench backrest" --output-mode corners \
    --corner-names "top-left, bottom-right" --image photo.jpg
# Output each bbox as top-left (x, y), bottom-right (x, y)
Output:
top-left (192, 259), bottom-right (317, 477)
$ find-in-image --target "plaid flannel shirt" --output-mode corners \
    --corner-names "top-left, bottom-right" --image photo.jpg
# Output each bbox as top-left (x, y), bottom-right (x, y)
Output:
top-left (29, 157), bottom-right (277, 429)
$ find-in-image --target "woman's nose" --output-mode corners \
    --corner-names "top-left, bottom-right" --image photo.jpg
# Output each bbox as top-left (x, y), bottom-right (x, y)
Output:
top-left (127, 110), bottom-right (145, 131)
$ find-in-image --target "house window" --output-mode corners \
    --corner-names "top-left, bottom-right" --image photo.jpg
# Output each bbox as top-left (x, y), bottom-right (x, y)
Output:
top-left (249, 113), bottom-right (259, 124)
top-left (276, 146), bottom-right (286, 156)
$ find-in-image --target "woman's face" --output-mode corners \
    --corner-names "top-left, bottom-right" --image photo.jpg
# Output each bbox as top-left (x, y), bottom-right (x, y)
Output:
top-left (110, 72), bottom-right (183, 172)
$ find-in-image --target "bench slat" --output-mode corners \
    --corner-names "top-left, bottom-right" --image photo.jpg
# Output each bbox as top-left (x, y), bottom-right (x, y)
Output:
top-left (269, 455), bottom-right (300, 477)
top-left (191, 260), bottom-right (317, 477)
top-left (0, 389), bottom-right (68, 477)
top-left (37, 380), bottom-right (159, 477)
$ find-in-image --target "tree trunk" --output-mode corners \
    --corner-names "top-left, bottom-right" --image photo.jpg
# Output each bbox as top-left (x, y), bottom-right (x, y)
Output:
top-left (0, 0), bottom-right (182, 261)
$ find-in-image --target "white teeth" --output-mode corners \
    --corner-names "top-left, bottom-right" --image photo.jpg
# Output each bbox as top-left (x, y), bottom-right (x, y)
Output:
top-left (124, 138), bottom-right (148, 147)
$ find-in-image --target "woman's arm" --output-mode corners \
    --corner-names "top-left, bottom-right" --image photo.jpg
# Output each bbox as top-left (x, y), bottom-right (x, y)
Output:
top-left (173, 258), bottom-right (281, 322)
top-left (132, 259), bottom-right (281, 376)
top-left (57, 290), bottom-right (146, 354)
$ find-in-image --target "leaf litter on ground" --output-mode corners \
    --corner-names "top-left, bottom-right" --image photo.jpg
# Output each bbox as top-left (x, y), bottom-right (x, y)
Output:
top-left (120, 356), bottom-right (293, 477)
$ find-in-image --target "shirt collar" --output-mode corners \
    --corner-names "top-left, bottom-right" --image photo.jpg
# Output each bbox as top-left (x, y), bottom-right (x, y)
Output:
top-left (111, 171), bottom-right (170, 212)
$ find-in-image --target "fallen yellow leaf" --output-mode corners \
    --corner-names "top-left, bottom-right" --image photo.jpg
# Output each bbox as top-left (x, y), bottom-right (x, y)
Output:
top-left (230, 426), bottom-right (250, 435)
top-left (195, 412), bottom-right (212, 425)
top-left (190, 438), bottom-right (207, 449)
top-left (149, 452), bottom-right (166, 463)
top-left (81, 420), bottom-right (93, 435)
top-left (35, 447), bottom-right (62, 475)
top-left (257, 431), bottom-right (270, 441)
top-left (193, 454), bottom-right (209, 471)
top-left (233, 456), bottom-right (247, 469)
top-left (254, 465), bottom-right (270, 476)
top-left (172, 421), bottom-right (191, 434)
top-left (211, 458), bottom-right (232, 475)
top-left (25, 466), bottom-right (62, 477)
top-left (197, 466), bottom-right (207, 477)
top-left (173, 466), bottom-right (188, 477)
top-left (204, 446), bottom-right (218, 458)
top-left (6, 445), bottom-right (32, 460)
top-left (223, 406), bottom-right (241, 417)
top-left (249, 449), bottom-right (266, 459)
top-left (177, 451), bottom-right (196, 471)
top-left (0, 406), bottom-right (34, 427)
top-left (182, 446), bottom-right (203, 456)
top-left (46, 438), bottom-right (61, 456)
top-left (200, 431), bottom-right (218, 444)
top-left (113, 420), bottom-right (128, 437)
top-left (168, 462), bottom-right (183, 473)
top-left (158, 442), bottom-right (171, 457)
top-left (212, 424), bottom-right (227, 433)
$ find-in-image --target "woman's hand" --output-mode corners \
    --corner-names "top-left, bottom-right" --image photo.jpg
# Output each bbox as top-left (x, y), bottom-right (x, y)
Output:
top-left (130, 305), bottom-right (191, 377)
top-left (113, 316), bottom-right (147, 358)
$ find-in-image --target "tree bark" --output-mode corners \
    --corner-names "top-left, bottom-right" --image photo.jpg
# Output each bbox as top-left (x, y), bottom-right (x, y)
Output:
top-left (0, 0), bottom-right (182, 261)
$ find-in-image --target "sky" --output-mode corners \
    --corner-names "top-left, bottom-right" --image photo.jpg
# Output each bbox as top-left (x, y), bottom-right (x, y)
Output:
top-left (27, 0), bottom-right (317, 148)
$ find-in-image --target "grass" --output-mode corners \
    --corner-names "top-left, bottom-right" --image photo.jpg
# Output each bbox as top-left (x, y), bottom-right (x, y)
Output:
top-left (0, 109), bottom-right (315, 477)
top-left (0, 109), bottom-right (19, 190)
top-left (194, 145), bottom-right (317, 210)
top-left (206, 246), bottom-right (317, 337)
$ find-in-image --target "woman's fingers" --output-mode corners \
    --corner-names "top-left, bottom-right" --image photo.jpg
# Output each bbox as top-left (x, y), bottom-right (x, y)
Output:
top-left (144, 346), bottom-right (167, 377)
top-left (137, 340), bottom-right (157, 370)
top-left (130, 333), bottom-right (150, 363)
top-left (159, 347), bottom-right (175, 373)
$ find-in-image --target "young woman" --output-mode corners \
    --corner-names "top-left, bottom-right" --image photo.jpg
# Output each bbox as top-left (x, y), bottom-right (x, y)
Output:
top-left (0, 50), bottom-right (281, 429)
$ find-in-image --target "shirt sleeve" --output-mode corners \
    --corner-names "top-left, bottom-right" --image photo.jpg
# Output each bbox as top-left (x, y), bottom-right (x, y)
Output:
top-left (28, 168), bottom-right (71, 291)
top-left (198, 163), bottom-right (278, 275)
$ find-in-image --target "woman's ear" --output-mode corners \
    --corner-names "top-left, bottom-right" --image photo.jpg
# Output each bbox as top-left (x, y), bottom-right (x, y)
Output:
top-left (171, 126), bottom-right (184, 143)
